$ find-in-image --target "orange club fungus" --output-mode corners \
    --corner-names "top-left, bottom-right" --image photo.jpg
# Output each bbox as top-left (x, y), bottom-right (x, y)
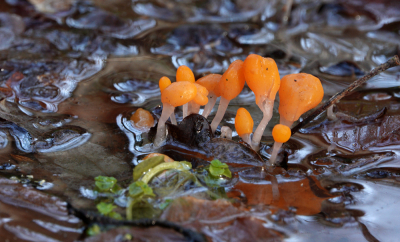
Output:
top-left (176, 65), bottom-right (195, 119)
top-left (196, 74), bottom-right (222, 118)
top-left (243, 54), bottom-right (280, 151)
top-left (130, 108), bottom-right (155, 132)
top-left (235, 107), bottom-right (254, 146)
top-left (269, 73), bottom-right (324, 164)
top-left (158, 76), bottom-right (177, 125)
top-left (269, 124), bottom-right (291, 163)
top-left (154, 81), bottom-right (197, 147)
top-left (188, 83), bottom-right (209, 116)
top-left (210, 60), bottom-right (245, 132)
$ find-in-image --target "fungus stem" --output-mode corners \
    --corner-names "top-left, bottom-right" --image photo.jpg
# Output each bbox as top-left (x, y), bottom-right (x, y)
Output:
top-left (170, 113), bottom-right (177, 125)
top-left (221, 126), bottom-right (232, 139)
top-left (279, 116), bottom-right (294, 128)
top-left (182, 103), bottom-right (188, 119)
top-left (240, 133), bottom-right (252, 146)
top-left (210, 97), bottom-right (230, 132)
top-left (154, 103), bottom-right (175, 147)
top-left (202, 93), bottom-right (217, 118)
top-left (189, 101), bottom-right (200, 115)
top-left (269, 142), bottom-right (283, 165)
top-left (252, 97), bottom-right (274, 151)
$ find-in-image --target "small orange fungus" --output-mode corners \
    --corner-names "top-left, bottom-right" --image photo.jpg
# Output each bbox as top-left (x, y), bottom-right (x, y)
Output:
top-left (159, 76), bottom-right (171, 93)
top-left (161, 81), bottom-right (197, 107)
top-left (270, 73), bottom-right (323, 165)
top-left (243, 54), bottom-right (281, 151)
top-left (211, 60), bottom-right (245, 132)
top-left (197, 74), bottom-right (222, 118)
top-left (176, 66), bottom-right (195, 118)
top-left (193, 83), bottom-right (209, 106)
top-left (243, 54), bottom-right (280, 103)
top-left (176, 65), bottom-right (195, 83)
top-left (130, 108), bottom-right (154, 132)
top-left (272, 124), bottom-right (291, 143)
top-left (155, 81), bottom-right (197, 146)
top-left (235, 108), bottom-right (253, 137)
top-left (218, 60), bottom-right (245, 101)
top-left (196, 74), bottom-right (222, 97)
top-left (279, 73), bottom-right (324, 123)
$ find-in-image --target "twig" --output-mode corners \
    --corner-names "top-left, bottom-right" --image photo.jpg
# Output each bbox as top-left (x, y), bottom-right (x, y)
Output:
top-left (291, 55), bottom-right (400, 135)
top-left (67, 203), bottom-right (206, 242)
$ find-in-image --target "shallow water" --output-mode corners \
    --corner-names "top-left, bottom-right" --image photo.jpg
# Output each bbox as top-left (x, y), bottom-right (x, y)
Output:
top-left (1, 0), bottom-right (400, 241)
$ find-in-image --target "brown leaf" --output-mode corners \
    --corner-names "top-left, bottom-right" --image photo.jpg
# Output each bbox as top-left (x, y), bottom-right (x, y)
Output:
top-left (161, 196), bottom-right (284, 242)
top-left (0, 177), bottom-right (82, 241)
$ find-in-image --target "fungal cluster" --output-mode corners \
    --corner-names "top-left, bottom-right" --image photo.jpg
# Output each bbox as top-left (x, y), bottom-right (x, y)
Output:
top-left (153, 54), bottom-right (324, 164)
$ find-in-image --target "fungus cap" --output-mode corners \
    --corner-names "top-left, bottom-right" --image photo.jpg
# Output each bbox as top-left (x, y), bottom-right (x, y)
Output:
top-left (159, 76), bottom-right (171, 93)
top-left (130, 108), bottom-right (154, 131)
top-left (196, 74), bottom-right (222, 97)
top-left (243, 54), bottom-right (280, 104)
top-left (219, 60), bottom-right (246, 101)
top-left (272, 124), bottom-right (291, 143)
top-left (161, 81), bottom-right (197, 107)
top-left (278, 73), bottom-right (324, 122)
top-left (176, 65), bottom-right (195, 83)
top-left (193, 83), bottom-right (209, 106)
top-left (235, 107), bottom-right (254, 136)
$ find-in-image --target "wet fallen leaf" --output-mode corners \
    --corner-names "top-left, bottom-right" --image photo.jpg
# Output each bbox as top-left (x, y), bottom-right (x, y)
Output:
top-left (0, 177), bottom-right (82, 241)
top-left (84, 226), bottom-right (187, 242)
top-left (161, 196), bottom-right (284, 242)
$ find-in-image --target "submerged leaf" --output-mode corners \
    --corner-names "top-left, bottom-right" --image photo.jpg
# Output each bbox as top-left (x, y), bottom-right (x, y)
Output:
top-left (140, 161), bottom-right (192, 184)
top-left (127, 199), bottom-right (161, 220)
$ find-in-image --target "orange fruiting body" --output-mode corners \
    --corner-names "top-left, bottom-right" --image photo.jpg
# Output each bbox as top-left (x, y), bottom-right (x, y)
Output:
top-left (243, 54), bottom-right (280, 104)
top-left (176, 65), bottom-right (195, 83)
top-left (235, 107), bottom-right (254, 136)
top-left (272, 124), bottom-right (291, 143)
top-left (161, 81), bottom-right (197, 107)
top-left (193, 83), bottom-right (209, 106)
top-left (279, 73), bottom-right (324, 122)
top-left (159, 76), bottom-right (171, 93)
top-left (130, 108), bottom-right (155, 131)
top-left (219, 60), bottom-right (246, 101)
top-left (196, 74), bottom-right (222, 97)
